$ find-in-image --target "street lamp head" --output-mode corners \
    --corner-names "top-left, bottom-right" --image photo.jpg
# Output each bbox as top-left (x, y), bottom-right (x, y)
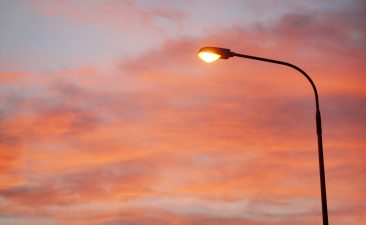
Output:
top-left (198, 46), bottom-right (234, 63)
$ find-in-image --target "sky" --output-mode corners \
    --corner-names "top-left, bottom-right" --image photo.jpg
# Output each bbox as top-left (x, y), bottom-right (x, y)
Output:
top-left (0, 0), bottom-right (365, 224)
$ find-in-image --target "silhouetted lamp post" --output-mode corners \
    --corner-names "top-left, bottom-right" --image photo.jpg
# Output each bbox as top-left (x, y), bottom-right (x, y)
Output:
top-left (198, 46), bottom-right (329, 225)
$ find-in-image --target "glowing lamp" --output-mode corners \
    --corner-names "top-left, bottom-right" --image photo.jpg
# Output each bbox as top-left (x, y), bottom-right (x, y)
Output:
top-left (197, 47), bottom-right (234, 63)
top-left (198, 52), bottom-right (221, 63)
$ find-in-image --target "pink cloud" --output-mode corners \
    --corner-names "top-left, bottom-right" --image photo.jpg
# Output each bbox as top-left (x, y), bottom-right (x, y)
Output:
top-left (1, 1), bottom-right (366, 224)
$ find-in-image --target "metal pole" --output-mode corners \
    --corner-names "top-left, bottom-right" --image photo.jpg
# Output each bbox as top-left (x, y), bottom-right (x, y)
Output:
top-left (233, 52), bottom-right (329, 225)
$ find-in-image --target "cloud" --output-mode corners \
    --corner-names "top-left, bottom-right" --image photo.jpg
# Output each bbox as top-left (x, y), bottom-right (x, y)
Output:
top-left (1, 1), bottom-right (366, 224)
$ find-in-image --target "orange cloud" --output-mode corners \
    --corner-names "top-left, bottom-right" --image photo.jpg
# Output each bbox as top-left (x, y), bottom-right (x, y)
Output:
top-left (1, 1), bottom-right (366, 224)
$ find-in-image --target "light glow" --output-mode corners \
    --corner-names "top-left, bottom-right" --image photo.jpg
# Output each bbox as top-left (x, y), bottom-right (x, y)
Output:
top-left (198, 52), bottom-right (221, 63)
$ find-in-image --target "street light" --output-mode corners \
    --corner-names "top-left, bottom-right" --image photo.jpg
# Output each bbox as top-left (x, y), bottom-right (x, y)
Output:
top-left (198, 46), bottom-right (329, 225)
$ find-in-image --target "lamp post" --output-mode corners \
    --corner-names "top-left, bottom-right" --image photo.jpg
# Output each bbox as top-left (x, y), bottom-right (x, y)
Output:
top-left (198, 46), bottom-right (329, 225)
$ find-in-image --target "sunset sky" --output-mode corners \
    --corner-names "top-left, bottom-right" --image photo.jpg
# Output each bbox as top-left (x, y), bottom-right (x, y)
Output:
top-left (1, 1), bottom-right (365, 224)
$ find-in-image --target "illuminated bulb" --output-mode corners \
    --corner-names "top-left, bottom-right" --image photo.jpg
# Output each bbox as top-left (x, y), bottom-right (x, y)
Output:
top-left (198, 52), bottom-right (221, 63)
